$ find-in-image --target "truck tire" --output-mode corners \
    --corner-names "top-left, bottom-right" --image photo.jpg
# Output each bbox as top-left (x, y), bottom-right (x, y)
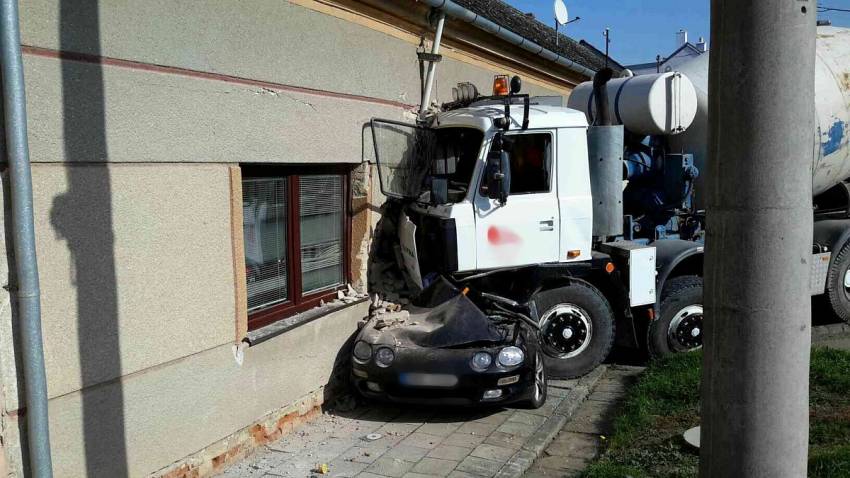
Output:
top-left (826, 241), bottom-right (850, 322)
top-left (648, 275), bottom-right (704, 358)
top-left (534, 281), bottom-right (615, 379)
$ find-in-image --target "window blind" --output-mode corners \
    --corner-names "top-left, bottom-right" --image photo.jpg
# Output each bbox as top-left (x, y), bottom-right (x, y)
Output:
top-left (243, 177), bottom-right (288, 310)
top-left (299, 175), bottom-right (344, 294)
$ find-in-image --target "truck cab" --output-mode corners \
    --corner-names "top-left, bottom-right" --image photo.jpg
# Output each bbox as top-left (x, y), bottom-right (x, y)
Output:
top-left (371, 78), bottom-right (705, 377)
top-left (385, 102), bottom-right (593, 278)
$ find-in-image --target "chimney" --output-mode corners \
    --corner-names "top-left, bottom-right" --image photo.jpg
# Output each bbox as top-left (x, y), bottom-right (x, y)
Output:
top-left (676, 29), bottom-right (688, 47)
top-left (696, 36), bottom-right (708, 52)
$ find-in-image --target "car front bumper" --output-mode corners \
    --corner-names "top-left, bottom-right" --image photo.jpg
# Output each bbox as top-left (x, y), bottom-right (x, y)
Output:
top-left (351, 347), bottom-right (536, 406)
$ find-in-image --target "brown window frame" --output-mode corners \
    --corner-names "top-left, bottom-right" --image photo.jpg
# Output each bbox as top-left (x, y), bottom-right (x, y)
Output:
top-left (241, 164), bottom-right (353, 331)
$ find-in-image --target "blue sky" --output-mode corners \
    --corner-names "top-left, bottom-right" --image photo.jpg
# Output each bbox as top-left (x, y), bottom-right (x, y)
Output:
top-left (505, 1), bottom-right (850, 66)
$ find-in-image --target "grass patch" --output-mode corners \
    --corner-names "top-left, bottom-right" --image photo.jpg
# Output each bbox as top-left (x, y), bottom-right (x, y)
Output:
top-left (581, 348), bottom-right (850, 478)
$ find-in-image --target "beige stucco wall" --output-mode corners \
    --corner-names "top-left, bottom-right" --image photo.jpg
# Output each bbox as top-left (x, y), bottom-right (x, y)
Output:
top-left (0, 0), bottom-right (574, 476)
top-left (19, 0), bottom-right (565, 110)
top-left (24, 54), bottom-right (414, 165)
top-left (0, 160), bottom-right (370, 476)
top-left (1, 295), bottom-right (367, 477)
top-left (9, 163), bottom-right (235, 404)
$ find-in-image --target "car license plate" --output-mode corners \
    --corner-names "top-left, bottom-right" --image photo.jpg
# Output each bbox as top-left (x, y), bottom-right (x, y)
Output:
top-left (399, 373), bottom-right (459, 387)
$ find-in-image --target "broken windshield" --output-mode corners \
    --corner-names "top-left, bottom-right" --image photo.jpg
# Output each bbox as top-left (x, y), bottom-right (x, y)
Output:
top-left (371, 119), bottom-right (483, 203)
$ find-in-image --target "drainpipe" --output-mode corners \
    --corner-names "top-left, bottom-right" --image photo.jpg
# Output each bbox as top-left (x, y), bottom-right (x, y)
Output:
top-left (419, 0), bottom-right (596, 79)
top-left (0, 0), bottom-right (53, 477)
top-left (419, 11), bottom-right (445, 119)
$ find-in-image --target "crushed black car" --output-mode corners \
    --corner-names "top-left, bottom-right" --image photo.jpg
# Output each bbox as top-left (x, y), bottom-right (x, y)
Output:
top-left (351, 277), bottom-right (547, 408)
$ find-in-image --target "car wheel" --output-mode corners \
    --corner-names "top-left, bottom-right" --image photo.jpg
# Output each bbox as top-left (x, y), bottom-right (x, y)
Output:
top-left (523, 352), bottom-right (547, 409)
top-left (534, 281), bottom-right (615, 379)
top-left (648, 275), bottom-right (704, 358)
top-left (826, 241), bottom-right (850, 322)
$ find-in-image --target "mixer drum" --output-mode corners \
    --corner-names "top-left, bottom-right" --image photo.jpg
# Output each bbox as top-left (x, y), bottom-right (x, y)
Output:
top-left (667, 26), bottom-right (850, 207)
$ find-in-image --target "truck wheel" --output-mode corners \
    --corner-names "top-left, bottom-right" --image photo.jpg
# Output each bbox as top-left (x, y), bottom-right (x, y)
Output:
top-left (534, 281), bottom-right (615, 379)
top-left (648, 275), bottom-right (704, 358)
top-left (827, 241), bottom-right (850, 322)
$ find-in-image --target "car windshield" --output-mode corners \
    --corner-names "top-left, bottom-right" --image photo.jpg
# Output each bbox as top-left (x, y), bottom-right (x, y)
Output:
top-left (371, 119), bottom-right (483, 203)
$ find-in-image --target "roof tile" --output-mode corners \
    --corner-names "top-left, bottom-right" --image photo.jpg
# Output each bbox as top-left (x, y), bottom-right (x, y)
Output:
top-left (452, 0), bottom-right (620, 73)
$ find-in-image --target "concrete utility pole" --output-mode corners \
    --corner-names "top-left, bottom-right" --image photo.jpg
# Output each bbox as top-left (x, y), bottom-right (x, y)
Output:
top-left (700, 1), bottom-right (815, 477)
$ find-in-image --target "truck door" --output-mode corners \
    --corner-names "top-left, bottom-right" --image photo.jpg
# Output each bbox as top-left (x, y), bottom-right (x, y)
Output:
top-left (474, 131), bottom-right (560, 269)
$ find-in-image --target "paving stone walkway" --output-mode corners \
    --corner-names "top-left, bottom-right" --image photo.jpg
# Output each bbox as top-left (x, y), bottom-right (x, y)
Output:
top-left (215, 368), bottom-right (608, 478)
top-left (522, 366), bottom-right (645, 478)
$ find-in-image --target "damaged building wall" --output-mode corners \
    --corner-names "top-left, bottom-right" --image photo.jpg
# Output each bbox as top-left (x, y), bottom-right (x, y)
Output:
top-left (0, 0), bottom-right (576, 476)
top-left (0, 57), bottom-right (388, 478)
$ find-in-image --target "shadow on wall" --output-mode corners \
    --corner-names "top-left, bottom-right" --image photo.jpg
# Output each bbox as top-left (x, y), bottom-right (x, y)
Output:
top-left (44, 0), bottom-right (128, 476)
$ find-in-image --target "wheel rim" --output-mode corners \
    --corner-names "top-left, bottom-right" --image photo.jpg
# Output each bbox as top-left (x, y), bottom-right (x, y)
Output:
top-left (533, 355), bottom-right (545, 402)
top-left (843, 268), bottom-right (850, 289)
top-left (540, 304), bottom-right (593, 359)
top-left (667, 304), bottom-right (704, 352)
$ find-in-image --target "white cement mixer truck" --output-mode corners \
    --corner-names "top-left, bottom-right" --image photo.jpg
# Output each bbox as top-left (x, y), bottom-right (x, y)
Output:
top-left (369, 27), bottom-right (850, 378)
top-left (568, 26), bottom-right (850, 324)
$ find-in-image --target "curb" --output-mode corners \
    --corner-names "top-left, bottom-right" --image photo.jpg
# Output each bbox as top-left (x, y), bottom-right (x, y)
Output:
top-left (493, 365), bottom-right (608, 478)
top-left (812, 323), bottom-right (850, 342)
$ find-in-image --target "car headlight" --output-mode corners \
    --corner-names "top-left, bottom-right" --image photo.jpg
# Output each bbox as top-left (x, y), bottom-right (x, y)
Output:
top-left (498, 346), bottom-right (524, 367)
top-left (353, 341), bottom-right (372, 363)
top-left (375, 347), bottom-right (395, 368)
top-left (471, 352), bottom-right (493, 372)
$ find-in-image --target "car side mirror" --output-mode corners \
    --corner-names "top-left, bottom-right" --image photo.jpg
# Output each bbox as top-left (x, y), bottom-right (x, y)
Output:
top-left (486, 149), bottom-right (511, 204)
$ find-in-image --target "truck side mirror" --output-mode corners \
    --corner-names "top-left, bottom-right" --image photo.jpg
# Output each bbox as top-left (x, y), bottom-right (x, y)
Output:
top-left (486, 149), bottom-right (511, 204)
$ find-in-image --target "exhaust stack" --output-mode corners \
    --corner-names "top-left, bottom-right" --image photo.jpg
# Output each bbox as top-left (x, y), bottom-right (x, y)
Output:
top-left (587, 68), bottom-right (624, 239)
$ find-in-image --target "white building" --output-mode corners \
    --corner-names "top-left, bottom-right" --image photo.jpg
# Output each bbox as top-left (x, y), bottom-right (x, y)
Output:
top-left (627, 29), bottom-right (708, 75)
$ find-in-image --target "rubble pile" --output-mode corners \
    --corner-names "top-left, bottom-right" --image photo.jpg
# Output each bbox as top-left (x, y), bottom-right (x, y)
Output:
top-left (366, 201), bottom-right (417, 304)
top-left (366, 295), bottom-right (412, 330)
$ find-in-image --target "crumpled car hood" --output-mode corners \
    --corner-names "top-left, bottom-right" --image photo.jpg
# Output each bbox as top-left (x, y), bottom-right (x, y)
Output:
top-left (394, 293), bottom-right (506, 347)
top-left (360, 278), bottom-right (511, 348)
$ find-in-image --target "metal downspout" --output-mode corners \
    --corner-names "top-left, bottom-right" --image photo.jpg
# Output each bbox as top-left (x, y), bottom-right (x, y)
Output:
top-left (419, 11), bottom-right (446, 118)
top-left (0, 0), bottom-right (53, 477)
top-left (419, 0), bottom-right (596, 78)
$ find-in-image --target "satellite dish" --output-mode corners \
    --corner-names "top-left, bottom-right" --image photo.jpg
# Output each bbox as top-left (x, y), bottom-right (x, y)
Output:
top-left (554, 0), bottom-right (569, 25)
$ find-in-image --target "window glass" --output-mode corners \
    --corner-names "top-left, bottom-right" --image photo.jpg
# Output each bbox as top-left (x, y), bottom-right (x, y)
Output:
top-left (243, 177), bottom-right (288, 311)
top-left (300, 175), bottom-right (344, 293)
top-left (432, 128), bottom-right (484, 203)
top-left (505, 133), bottom-right (552, 194)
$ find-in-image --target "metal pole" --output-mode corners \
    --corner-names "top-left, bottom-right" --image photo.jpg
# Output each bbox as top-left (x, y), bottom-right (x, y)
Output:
top-left (700, 1), bottom-right (815, 477)
top-left (604, 28), bottom-right (609, 68)
top-left (0, 0), bottom-right (53, 476)
top-left (419, 11), bottom-right (446, 119)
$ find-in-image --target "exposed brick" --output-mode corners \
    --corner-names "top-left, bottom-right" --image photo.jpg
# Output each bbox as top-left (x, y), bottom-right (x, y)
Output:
top-left (159, 463), bottom-right (201, 478)
top-left (150, 388), bottom-right (328, 478)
